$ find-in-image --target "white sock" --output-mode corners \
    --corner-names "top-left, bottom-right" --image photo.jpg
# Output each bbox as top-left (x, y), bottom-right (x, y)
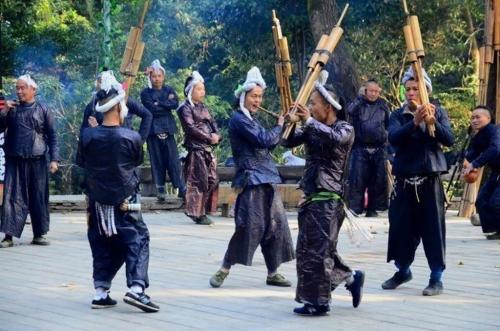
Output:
top-left (94, 287), bottom-right (107, 300)
top-left (129, 284), bottom-right (143, 294)
top-left (345, 271), bottom-right (356, 285)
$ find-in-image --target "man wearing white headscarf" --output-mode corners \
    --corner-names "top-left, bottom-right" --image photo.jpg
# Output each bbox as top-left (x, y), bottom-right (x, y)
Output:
top-left (76, 71), bottom-right (159, 313)
top-left (209, 67), bottom-right (294, 288)
top-left (80, 69), bottom-right (152, 142)
top-left (283, 71), bottom-right (364, 316)
top-left (177, 71), bottom-right (220, 225)
top-left (140, 59), bottom-right (185, 201)
top-left (0, 75), bottom-right (59, 248)
top-left (382, 66), bottom-right (454, 296)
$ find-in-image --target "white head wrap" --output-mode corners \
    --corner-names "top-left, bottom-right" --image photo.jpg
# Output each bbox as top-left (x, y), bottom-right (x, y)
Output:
top-left (148, 59), bottom-right (166, 89)
top-left (184, 71), bottom-right (204, 107)
top-left (401, 66), bottom-right (432, 93)
top-left (314, 70), bottom-right (342, 110)
top-left (234, 67), bottom-right (266, 120)
top-left (18, 74), bottom-right (38, 89)
top-left (95, 70), bottom-right (128, 120)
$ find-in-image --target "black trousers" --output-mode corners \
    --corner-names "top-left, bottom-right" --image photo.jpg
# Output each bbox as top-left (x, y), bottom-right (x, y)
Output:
top-left (348, 146), bottom-right (388, 214)
top-left (387, 175), bottom-right (446, 272)
top-left (147, 134), bottom-right (185, 192)
top-left (87, 200), bottom-right (150, 290)
top-left (295, 199), bottom-right (352, 306)
top-left (476, 172), bottom-right (500, 233)
top-left (0, 156), bottom-right (49, 238)
top-left (223, 184), bottom-right (295, 272)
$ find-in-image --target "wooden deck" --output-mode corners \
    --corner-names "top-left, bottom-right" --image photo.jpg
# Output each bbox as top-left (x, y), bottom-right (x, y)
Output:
top-left (0, 211), bottom-right (499, 331)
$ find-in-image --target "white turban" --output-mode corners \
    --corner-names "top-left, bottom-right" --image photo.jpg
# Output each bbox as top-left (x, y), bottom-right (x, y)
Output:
top-left (401, 66), bottom-right (432, 93)
top-left (95, 70), bottom-right (128, 121)
top-left (314, 70), bottom-right (342, 110)
top-left (234, 67), bottom-right (266, 120)
top-left (184, 71), bottom-right (204, 107)
top-left (18, 74), bottom-right (38, 89)
top-left (148, 59), bottom-right (166, 89)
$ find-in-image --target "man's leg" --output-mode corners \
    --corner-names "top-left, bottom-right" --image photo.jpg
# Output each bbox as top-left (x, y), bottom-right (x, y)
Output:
top-left (1, 158), bottom-right (29, 242)
top-left (347, 147), bottom-right (369, 215)
top-left (28, 158), bottom-right (50, 243)
top-left (147, 136), bottom-right (167, 200)
top-left (368, 148), bottom-right (388, 213)
top-left (164, 135), bottom-right (186, 196)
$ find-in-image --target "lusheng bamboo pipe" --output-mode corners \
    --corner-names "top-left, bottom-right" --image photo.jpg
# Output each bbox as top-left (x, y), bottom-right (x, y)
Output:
top-left (401, 0), bottom-right (435, 136)
top-left (272, 10), bottom-right (294, 116)
top-left (282, 3), bottom-right (349, 139)
top-left (257, 106), bottom-right (279, 119)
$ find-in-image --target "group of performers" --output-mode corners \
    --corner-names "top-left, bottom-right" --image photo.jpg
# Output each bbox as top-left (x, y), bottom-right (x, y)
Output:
top-left (0, 57), bottom-right (499, 315)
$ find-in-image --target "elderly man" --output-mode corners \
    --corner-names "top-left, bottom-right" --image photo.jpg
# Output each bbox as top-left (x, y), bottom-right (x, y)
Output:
top-left (347, 79), bottom-right (390, 217)
top-left (0, 75), bottom-right (59, 248)
top-left (382, 68), bottom-right (454, 296)
top-left (141, 60), bottom-right (185, 201)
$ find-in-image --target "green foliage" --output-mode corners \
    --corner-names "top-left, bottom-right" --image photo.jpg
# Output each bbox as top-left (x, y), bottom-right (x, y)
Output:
top-left (0, 0), bottom-right (486, 193)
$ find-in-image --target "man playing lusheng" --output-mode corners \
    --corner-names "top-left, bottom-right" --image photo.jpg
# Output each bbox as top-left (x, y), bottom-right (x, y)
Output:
top-left (209, 67), bottom-right (295, 288)
top-left (283, 71), bottom-right (365, 316)
top-left (382, 67), bottom-right (454, 296)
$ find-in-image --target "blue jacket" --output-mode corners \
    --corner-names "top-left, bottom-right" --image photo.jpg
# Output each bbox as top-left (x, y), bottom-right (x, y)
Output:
top-left (229, 110), bottom-right (282, 188)
top-left (0, 100), bottom-right (59, 161)
top-left (389, 104), bottom-right (454, 176)
top-left (80, 97), bottom-right (152, 142)
top-left (347, 96), bottom-right (389, 148)
top-left (140, 86), bottom-right (179, 136)
top-left (77, 125), bottom-right (143, 206)
top-left (466, 123), bottom-right (500, 173)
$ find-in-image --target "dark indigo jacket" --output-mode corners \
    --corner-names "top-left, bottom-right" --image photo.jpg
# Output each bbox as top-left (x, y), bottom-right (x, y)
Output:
top-left (466, 123), bottom-right (500, 172)
top-left (140, 86), bottom-right (179, 136)
top-left (347, 96), bottom-right (389, 148)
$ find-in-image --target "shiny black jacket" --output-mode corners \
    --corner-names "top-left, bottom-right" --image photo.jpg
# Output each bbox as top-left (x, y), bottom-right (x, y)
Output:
top-left (389, 104), bottom-right (454, 176)
top-left (283, 118), bottom-right (354, 195)
top-left (229, 110), bottom-right (282, 188)
top-left (0, 101), bottom-right (59, 161)
top-left (140, 86), bottom-right (179, 136)
top-left (177, 101), bottom-right (219, 151)
top-left (80, 97), bottom-right (152, 142)
top-left (347, 96), bottom-right (389, 148)
top-left (466, 123), bottom-right (500, 172)
top-left (76, 125), bottom-right (143, 206)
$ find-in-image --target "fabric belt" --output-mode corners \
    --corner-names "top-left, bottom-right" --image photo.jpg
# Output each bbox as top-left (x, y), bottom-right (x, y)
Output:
top-left (303, 191), bottom-right (342, 206)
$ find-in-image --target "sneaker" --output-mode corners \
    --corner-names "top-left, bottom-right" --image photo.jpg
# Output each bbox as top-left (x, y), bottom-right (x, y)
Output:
top-left (209, 269), bottom-right (229, 288)
top-left (365, 210), bottom-right (378, 217)
top-left (0, 239), bottom-right (13, 248)
top-left (31, 236), bottom-right (50, 246)
top-left (266, 273), bottom-right (291, 287)
top-left (293, 304), bottom-right (330, 316)
top-left (381, 270), bottom-right (412, 290)
top-left (123, 292), bottom-right (159, 313)
top-left (91, 295), bottom-right (117, 309)
top-left (196, 215), bottom-right (214, 225)
top-left (345, 270), bottom-right (365, 308)
top-left (486, 232), bottom-right (500, 240)
top-left (422, 280), bottom-right (443, 296)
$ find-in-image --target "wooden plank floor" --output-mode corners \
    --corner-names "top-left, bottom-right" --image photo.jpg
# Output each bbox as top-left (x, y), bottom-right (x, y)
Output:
top-left (0, 211), bottom-right (499, 331)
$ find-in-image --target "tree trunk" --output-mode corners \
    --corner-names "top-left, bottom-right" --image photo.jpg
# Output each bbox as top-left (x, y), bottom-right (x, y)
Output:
top-left (307, 0), bottom-right (360, 107)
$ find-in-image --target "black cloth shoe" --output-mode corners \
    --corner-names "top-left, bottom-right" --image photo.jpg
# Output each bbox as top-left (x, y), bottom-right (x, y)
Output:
top-left (365, 210), bottom-right (378, 217)
top-left (422, 280), bottom-right (443, 296)
top-left (486, 232), bottom-right (500, 240)
top-left (91, 295), bottom-right (117, 309)
top-left (123, 292), bottom-right (160, 313)
top-left (345, 270), bottom-right (365, 308)
top-left (381, 271), bottom-right (412, 290)
top-left (293, 304), bottom-right (330, 316)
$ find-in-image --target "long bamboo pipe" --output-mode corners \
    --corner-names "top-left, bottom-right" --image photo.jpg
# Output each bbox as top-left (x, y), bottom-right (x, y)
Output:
top-left (257, 106), bottom-right (280, 119)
